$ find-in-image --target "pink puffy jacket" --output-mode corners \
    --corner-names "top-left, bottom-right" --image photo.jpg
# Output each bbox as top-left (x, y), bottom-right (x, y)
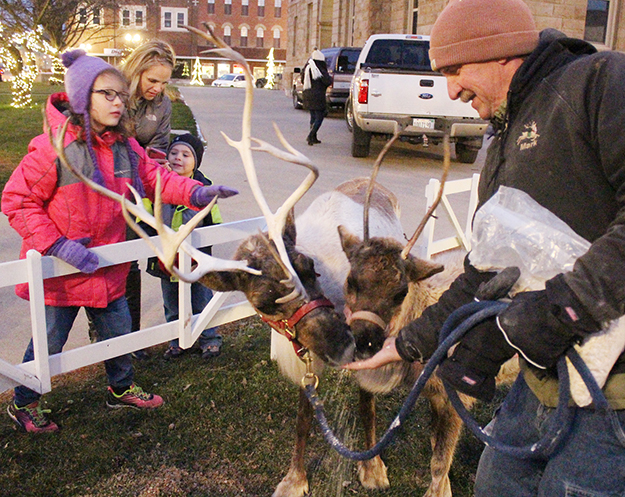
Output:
top-left (1, 93), bottom-right (202, 308)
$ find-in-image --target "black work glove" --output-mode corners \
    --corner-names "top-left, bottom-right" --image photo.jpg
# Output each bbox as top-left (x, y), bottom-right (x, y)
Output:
top-left (437, 266), bottom-right (521, 402)
top-left (437, 316), bottom-right (516, 402)
top-left (497, 273), bottom-right (602, 370)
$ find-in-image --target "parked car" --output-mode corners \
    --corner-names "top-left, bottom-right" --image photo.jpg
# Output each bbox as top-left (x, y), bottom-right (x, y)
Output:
top-left (292, 46), bottom-right (362, 109)
top-left (212, 73), bottom-right (248, 87)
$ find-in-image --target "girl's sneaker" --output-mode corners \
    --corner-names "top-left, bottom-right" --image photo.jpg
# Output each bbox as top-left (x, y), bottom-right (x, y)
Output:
top-left (106, 384), bottom-right (163, 410)
top-left (7, 401), bottom-right (59, 433)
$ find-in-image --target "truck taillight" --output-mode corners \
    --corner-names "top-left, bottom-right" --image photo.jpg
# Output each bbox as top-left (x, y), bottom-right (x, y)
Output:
top-left (358, 79), bottom-right (369, 104)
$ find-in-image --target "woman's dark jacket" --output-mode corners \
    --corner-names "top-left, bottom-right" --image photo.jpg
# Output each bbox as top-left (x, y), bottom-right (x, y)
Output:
top-left (301, 60), bottom-right (332, 111)
top-left (396, 29), bottom-right (625, 404)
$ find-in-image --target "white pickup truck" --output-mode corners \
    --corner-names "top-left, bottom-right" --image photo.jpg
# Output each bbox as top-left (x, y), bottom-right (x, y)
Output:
top-left (346, 34), bottom-right (488, 163)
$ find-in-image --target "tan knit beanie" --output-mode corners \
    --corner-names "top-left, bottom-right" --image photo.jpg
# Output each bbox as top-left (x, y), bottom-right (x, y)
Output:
top-left (429, 0), bottom-right (539, 71)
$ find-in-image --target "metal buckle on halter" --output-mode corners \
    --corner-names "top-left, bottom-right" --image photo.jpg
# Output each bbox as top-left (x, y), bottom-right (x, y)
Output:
top-left (280, 320), bottom-right (296, 341)
top-left (300, 350), bottom-right (318, 390)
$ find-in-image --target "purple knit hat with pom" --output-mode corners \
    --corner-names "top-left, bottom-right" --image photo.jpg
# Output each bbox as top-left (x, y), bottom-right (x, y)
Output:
top-left (62, 49), bottom-right (114, 114)
top-left (61, 49), bottom-right (143, 195)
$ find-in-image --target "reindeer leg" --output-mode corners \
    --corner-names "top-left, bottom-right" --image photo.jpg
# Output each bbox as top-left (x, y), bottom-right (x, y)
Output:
top-left (356, 387), bottom-right (390, 490)
top-left (273, 388), bottom-right (312, 497)
top-left (423, 381), bottom-right (470, 497)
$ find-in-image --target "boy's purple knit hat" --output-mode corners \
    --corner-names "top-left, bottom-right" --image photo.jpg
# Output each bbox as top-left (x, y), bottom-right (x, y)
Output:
top-left (61, 49), bottom-right (116, 114)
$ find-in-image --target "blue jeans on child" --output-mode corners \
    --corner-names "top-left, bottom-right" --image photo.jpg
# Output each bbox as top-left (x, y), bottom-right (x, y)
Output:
top-left (161, 280), bottom-right (222, 351)
top-left (475, 373), bottom-right (625, 497)
top-left (14, 297), bottom-right (134, 407)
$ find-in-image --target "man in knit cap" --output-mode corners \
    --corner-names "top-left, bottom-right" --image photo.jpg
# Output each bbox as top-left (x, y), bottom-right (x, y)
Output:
top-left (346, 0), bottom-right (625, 494)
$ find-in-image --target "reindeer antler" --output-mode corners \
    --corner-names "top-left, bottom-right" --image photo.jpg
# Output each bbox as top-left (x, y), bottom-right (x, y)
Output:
top-left (400, 134), bottom-right (451, 259)
top-left (47, 116), bottom-right (261, 280)
top-left (186, 23), bottom-right (319, 303)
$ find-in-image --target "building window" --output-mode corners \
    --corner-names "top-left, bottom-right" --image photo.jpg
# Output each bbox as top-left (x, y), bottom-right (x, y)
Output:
top-left (207, 0), bottom-right (215, 14)
top-left (242, 0), bottom-right (249, 16)
top-left (161, 7), bottom-right (188, 31)
top-left (411, 0), bottom-right (419, 34)
top-left (92, 8), bottom-right (101, 25)
top-left (224, 25), bottom-right (232, 46)
top-left (274, 0), bottom-right (281, 18)
top-left (273, 27), bottom-right (281, 48)
top-left (256, 27), bottom-right (264, 47)
top-left (225, 0), bottom-right (232, 15)
top-left (240, 26), bottom-right (248, 47)
top-left (585, 0), bottom-right (612, 44)
top-left (120, 5), bottom-right (146, 28)
top-left (258, 0), bottom-right (265, 17)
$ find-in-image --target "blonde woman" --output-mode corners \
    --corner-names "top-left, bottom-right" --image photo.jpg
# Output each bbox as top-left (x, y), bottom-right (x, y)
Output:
top-left (117, 40), bottom-right (176, 356)
top-left (120, 39), bottom-right (176, 153)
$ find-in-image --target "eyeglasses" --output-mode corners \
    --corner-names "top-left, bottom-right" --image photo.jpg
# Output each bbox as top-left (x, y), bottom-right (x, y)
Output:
top-left (92, 88), bottom-right (130, 103)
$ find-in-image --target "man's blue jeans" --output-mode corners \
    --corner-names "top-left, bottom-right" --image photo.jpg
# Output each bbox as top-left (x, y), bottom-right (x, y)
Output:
top-left (475, 374), bottom-right (625, 496)
top-left (14, 297), bottom-right (134, 407)
top-left (161, 280), bottom-right (222, 351)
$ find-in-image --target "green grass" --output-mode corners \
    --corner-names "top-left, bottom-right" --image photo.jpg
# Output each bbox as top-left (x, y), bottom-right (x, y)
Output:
top-left (0, 316), bottom-right (504, 496)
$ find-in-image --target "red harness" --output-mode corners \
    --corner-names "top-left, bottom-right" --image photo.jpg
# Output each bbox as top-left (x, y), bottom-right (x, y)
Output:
top-left (260, 297), bottom-right (335, 358)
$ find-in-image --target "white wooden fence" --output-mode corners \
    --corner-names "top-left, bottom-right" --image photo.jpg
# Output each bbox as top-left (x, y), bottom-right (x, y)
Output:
top-left (1, 175), bottom-right (482, 396)
top-left (0, 217), bottom-right (266, 395)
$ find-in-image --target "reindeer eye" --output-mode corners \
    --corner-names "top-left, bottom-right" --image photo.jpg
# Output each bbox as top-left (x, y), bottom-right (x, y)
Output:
top-left (392, 287), bottom-right (408, 305)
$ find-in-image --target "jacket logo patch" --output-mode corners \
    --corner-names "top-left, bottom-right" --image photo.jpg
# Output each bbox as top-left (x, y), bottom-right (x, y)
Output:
top-left (516, 121), bottom-right (540, 150)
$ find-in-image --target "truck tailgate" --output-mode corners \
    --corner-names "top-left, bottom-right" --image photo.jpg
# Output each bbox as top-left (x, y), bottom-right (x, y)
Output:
top-left (365, 72), bottom-right (478, 119)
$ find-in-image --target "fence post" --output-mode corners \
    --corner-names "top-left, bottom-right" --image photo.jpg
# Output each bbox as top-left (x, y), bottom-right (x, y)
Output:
top-left (177, 247), bottom-right (194, 349)
top-left (26, 250), bottom-right (51, 394)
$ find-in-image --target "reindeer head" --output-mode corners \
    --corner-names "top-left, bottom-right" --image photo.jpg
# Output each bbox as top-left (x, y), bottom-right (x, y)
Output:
top-left (340, 136), bottom-right (451, 360)
top-left (201, 212), bottom-right (355, 366)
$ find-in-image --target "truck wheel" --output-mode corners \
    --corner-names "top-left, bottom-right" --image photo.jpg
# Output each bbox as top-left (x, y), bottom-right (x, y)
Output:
top-left (292, 88), bottom-right (302, 109)
top-left (352, 121), bottom-right (371, 158)
top-left (345, 99), bottom-right (354, 133)
top-left (455, 142), bottom-right (479, 164)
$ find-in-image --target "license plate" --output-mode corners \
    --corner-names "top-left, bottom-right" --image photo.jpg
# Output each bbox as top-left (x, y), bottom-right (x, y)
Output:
top-left (412, 118), bottom-right (435, 129)
top-left (333, 82), bottom-right (351, 89)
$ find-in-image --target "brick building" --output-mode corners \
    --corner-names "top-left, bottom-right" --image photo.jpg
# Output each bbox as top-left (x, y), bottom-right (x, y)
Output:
top-left (78, 0), bottom-right (288, 82)
top-left (285, 0), bottom-right (625, 87)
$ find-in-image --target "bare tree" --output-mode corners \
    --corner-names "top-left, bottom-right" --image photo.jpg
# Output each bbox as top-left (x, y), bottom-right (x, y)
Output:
top-left (0, 0), bottom-right (114, 107)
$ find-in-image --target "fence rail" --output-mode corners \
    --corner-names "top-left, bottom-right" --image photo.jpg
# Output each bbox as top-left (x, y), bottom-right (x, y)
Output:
top-left (0, 217), bottom-right (266, 395)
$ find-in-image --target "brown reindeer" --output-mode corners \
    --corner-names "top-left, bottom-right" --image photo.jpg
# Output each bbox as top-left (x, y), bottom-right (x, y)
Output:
top-left (336, 139), bottom-right (518, 496)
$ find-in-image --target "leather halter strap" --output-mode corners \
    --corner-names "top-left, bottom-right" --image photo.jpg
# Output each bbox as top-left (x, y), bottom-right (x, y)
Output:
top-left (260, 297), bottom-right (335, 358)
top-left (344, 306), bottom-right (387, 331)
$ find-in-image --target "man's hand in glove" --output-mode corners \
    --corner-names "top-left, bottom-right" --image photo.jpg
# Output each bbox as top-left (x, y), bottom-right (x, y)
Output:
top-left (190, 185), bottom-right (239, 208)
top-left (437, 272), bottom-right (602, 402)
top-left (46, 236), bottom-right (99, 274)
top-left (497, 273), bottom-right (602, 370)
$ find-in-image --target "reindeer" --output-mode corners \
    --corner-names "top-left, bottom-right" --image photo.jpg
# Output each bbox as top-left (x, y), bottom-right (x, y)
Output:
top-left (50, 24), bottom-right (513, 497)
top-left (335, 137), bottom-right (519, 497)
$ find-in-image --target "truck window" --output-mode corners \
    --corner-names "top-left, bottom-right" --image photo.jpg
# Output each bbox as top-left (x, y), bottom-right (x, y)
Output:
top-left (365, 39), bottom-right (431, 71)
top-left (336, 49), bottom-right (361, 74)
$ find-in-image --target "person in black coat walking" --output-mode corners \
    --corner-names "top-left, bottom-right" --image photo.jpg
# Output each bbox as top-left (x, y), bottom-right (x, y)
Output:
top-left (301, 50), bottom-right (332, 146)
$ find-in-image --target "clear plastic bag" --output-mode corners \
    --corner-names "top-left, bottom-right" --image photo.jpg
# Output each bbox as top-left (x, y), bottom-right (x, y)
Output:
top-left (469, 186), bottom-right (590, 294)
top-left (468, 186), bottom-right (625, 406)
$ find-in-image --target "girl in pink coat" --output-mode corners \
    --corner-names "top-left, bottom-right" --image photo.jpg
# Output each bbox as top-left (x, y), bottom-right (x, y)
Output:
top-left (2, 50), bottom-right (237, 433)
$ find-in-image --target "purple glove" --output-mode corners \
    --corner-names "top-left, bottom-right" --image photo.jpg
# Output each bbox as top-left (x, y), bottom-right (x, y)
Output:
top-left (46, 237), bottom-right (99, 274)
top-left (190, 185), bottom-right (239, 208)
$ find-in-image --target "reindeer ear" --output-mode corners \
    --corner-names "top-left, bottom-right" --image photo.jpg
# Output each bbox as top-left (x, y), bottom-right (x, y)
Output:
top-left (199, 271), bottom-right (245, 293)
top-left (338, 225), bottom-right (362, 258)
top-left (284, 208), bottom-right (297, 246)
top-left (404, 255), bottom-right (444, 282)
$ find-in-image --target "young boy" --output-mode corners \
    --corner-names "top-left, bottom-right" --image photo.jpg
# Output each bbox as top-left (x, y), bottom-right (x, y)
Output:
top-left (145, 134), bottom-right (224, 360)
